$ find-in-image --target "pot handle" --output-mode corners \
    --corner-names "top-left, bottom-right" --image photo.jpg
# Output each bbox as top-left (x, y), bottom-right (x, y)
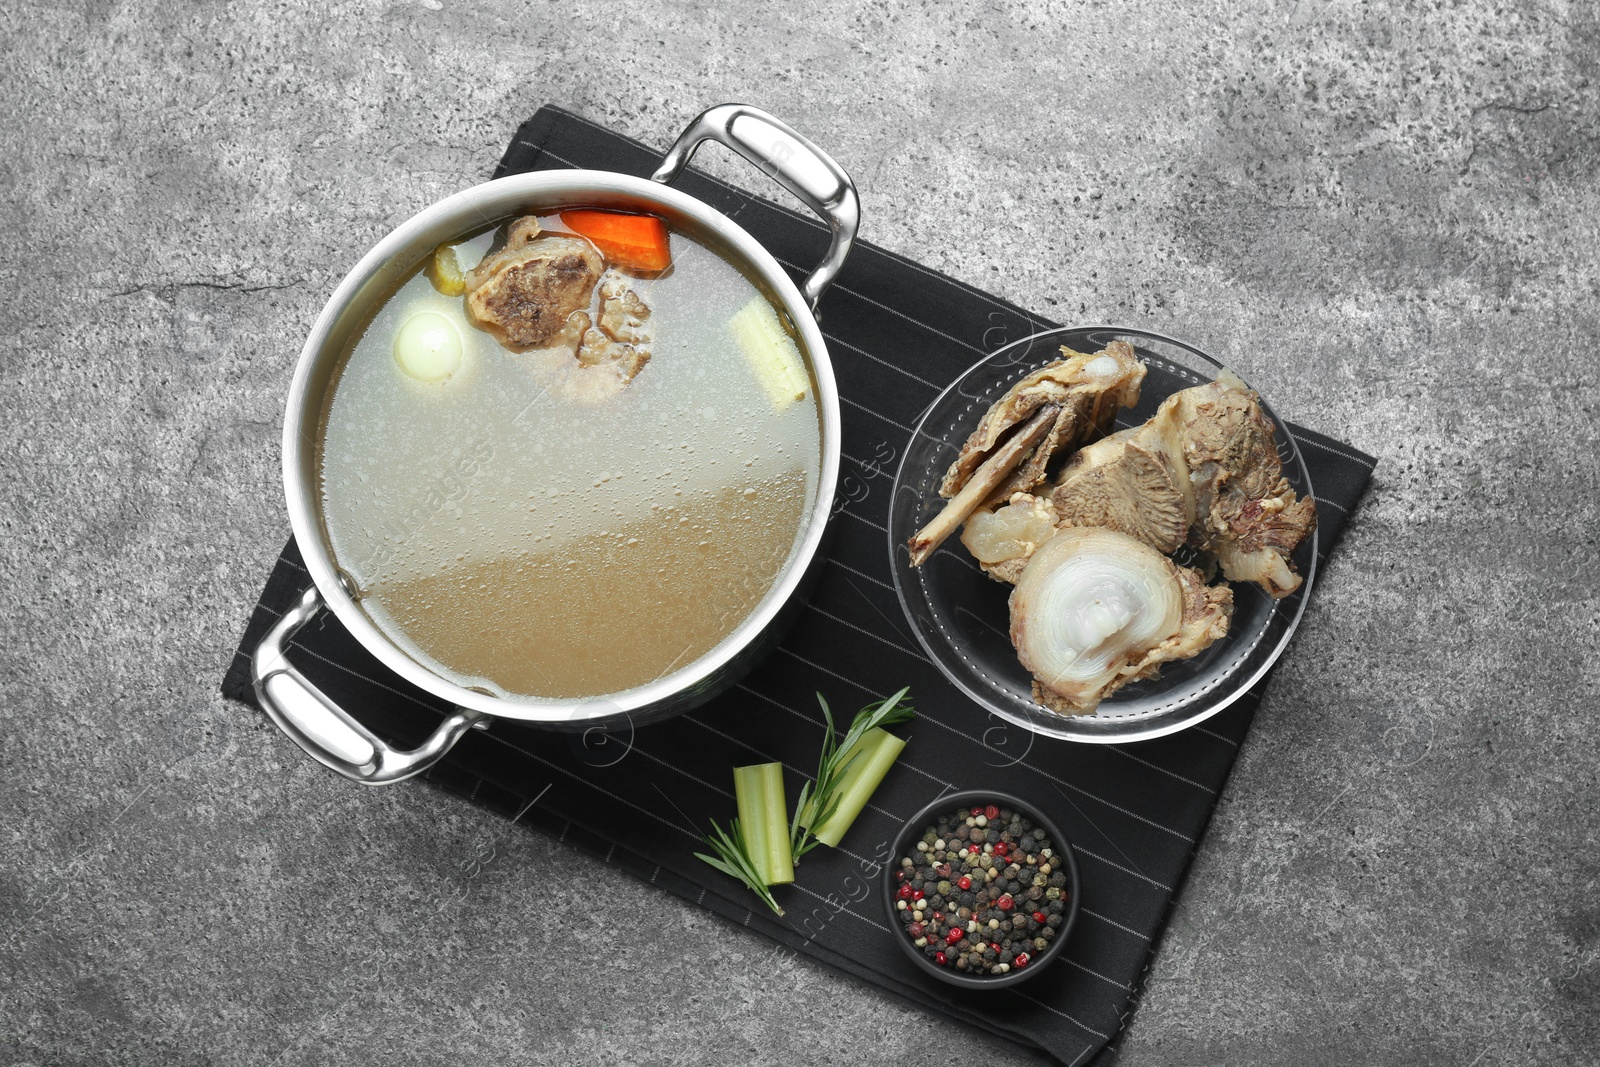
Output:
top-left (251, 584), bottom-right (487, 785)
top-left (652, 103), bottom-right (859, 316)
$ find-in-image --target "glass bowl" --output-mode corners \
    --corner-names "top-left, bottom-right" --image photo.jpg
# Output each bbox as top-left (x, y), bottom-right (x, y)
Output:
top-left (887, 326), bottom-right (1318, 744)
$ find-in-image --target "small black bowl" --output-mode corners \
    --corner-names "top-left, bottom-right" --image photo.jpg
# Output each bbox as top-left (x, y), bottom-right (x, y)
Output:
top-left (881, 789), bottom-right (1080, 989)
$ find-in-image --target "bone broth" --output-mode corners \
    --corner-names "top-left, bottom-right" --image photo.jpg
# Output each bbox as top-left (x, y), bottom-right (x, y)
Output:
top-left (317, 213), bottom-right (821, 700)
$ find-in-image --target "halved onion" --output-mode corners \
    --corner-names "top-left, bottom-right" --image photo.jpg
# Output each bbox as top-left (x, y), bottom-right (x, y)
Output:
top-left (1009, 527), bottom-right (1231, 714)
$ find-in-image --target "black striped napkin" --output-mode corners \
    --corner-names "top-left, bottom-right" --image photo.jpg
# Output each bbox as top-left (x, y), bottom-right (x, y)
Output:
top-left (221, 107), bottom-right (1374, 1066)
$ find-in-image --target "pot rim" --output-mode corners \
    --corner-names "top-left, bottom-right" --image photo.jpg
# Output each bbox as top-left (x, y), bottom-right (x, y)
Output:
top-left (282, 169), bottom-right (842, 724)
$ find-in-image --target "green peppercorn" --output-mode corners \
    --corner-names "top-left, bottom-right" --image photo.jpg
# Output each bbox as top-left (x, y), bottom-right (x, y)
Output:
top-left (1034, 937), bottom-right (1048, 952)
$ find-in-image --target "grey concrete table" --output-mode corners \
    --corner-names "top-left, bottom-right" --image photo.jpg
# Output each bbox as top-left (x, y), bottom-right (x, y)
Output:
top-left (3, 2), bottom-right (1595, 1064)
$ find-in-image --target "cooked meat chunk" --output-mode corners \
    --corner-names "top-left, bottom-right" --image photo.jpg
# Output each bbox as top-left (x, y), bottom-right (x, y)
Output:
top-left (1050, 424), bottom-right (1191, 554)
top-left (907, 342), bottom-right (1145, 565)
top-left (940, 341), bottom-right (1146, 501)
top-left (948, 367), bottom-right (1315, 598)
top-left (549, 310), bottom-right (592, 351)
top-left (465, 227), bottom-right (604, 350)
top-left (1167, 378), bottom-right (1318, 595)
top-left (908, 407), bottom-right (1057, 566)
top-left (501, 215), bottom-right (544, 250)
top-left (1166, 379), bottom-right (1315, 595)
top-left (1212, 496), bottom-right (1319, 597)
top-left (597, 271), bottom-right (652, 344)
top-left (571, 271), bottom-right (653, 386)
top-left (576, 327), bottom-right (650, 379)
top-left (1041, 371), bottom-right (1316, 597)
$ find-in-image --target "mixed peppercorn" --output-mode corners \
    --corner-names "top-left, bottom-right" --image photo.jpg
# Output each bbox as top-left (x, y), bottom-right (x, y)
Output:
top-left (894, 803), bottom-right (1069, 977)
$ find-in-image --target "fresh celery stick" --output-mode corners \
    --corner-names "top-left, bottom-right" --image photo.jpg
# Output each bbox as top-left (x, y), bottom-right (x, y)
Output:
top-left (733, 763), bottom-right (794, 885)
top-left (810, 728), bottom-right (906, 848)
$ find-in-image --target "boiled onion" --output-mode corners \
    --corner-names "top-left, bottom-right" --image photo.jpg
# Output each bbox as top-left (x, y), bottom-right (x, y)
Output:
top-left (393, 311), bottom-right (463, 382)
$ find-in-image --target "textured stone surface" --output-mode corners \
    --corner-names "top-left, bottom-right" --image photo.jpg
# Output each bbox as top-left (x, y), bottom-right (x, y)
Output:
top-left (2, 1), bottom-right (1597, 1064)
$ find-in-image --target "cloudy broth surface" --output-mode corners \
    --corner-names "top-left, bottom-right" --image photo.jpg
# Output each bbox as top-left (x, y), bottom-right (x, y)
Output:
top-left (317, 218), bottom-right (821, 700)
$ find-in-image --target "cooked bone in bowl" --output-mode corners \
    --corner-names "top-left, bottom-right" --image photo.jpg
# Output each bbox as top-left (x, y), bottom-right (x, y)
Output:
top-left (892, 328), bottom-right (1319, 739)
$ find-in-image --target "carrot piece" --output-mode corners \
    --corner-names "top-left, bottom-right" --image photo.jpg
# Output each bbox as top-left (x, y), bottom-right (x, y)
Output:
top-left (559, 209), bottom-right (672, 272)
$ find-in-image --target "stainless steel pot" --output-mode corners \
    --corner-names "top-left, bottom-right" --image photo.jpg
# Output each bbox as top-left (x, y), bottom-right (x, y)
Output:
top-left (252, 104), bottom-right (859, 785)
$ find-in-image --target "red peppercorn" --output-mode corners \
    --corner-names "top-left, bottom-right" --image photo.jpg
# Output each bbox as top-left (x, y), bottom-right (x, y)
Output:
top-left (984, 805), bottom-right (999, 819)
top-left (993, 842), bottom-right (1008, 857)
top-left (1032, 911), bottom-right (1048, 924)
top-left (895, 869), bottom-right (908, 883)
top-left (957, 876), bottom-right (972, 890)
top-left (908, 922), bottom-right (925, 939)
top-left (945, 928), bottom-right (963, 945)
top-left (897, 884), bottom-right (914, 901)
top-left (1014, 952), bottom-right (1030, 969)
top-left (935, 951), bottom-right (948, 965)
top-left (990, 942), bottom-right (1002, 954)
top-left (997, 894), bottom-right (1015, 912)
top-left (911, 889), bottom-right (925, 902)
top-left (970, 806), bottom-right (983, 816)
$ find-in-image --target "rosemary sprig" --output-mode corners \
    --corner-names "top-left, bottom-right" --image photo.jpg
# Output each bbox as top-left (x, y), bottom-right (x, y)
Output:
top-left (694, 817), bottom-right (785, 916)
top-left (791, 687), bottom-right (914, 860)
top-left (789, 778), bottom-right (823, 864)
